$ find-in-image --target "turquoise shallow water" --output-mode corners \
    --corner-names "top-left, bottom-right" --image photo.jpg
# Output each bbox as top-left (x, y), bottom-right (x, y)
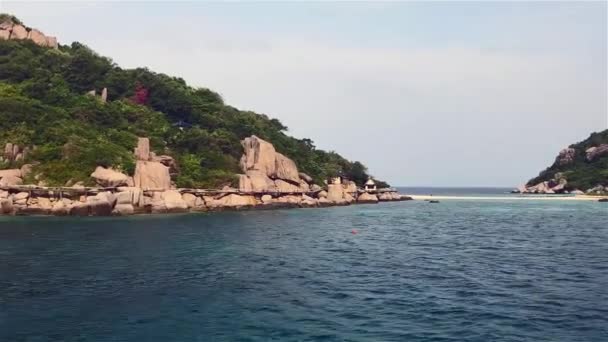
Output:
top-left (1, 198), bottom-right (607, 341)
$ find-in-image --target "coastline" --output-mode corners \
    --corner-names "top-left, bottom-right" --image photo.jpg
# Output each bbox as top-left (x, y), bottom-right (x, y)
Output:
top-left (0, 185), bottom-right (412, 217)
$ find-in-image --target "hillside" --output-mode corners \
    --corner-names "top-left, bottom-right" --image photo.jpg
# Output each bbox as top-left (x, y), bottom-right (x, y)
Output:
top-left (0, 15), bottom-right (386, 189)
top-left (525, 129), bottom-right (608, 193)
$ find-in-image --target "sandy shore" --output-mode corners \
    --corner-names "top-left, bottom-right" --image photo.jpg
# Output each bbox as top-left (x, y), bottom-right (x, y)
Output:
top-left (410, 195), bottom-right (607, 202)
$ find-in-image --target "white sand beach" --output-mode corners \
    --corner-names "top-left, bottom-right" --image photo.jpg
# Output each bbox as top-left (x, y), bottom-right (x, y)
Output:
top-left (410, 195), bottom-right (607, 202)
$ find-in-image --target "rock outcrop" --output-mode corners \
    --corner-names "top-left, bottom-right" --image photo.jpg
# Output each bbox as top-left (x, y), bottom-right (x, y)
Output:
top-left (238, 135), bottom-right (319, 193)
top-left (516, 172), bottom-right (571, 194)
top-left (586, 144), bottom-right (608, 162)
top-left (161, 190), bottom-right (188, 212)
top-left (0, 20), bottom-right (58, 49)
top-left (90, 166), bottom-right (129, 187)
top-left (274, 153), bottom-right (300, 183)
top-left (358, 192), bottom-right (379, 203)
top-left (134, 161), bottom-right (171, 190)
top-left (299, 172), bottom-right (313, 184)
top-left (240, 135), bottom-right (277, 177)
top-left (0, 168), bottom-right (24, 186)
top-left (556, 148), bottom-right (576, 166)
top-left (134, 137), bottom-right (151, 161)
top-left (132, 137), bottom-right (172, 190)
top-left (1, 143), bottom-right (28, 163)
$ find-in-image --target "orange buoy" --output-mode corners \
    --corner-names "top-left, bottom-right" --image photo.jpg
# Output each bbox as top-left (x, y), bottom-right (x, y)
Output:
top-left (351, 229), bottom-right (358, 234)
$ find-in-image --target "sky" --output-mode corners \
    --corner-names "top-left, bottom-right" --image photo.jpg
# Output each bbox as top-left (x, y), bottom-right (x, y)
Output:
top-left (1, 1), bottom-right (606, 187)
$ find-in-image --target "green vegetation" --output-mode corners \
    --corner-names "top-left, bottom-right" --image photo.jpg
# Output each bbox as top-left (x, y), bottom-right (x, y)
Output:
top-left (0, 17), bottom-right (385, 188)
top-left (0, 14), bottom-right (22, 26)
top-left (527, 130), bottom-right (608, 190)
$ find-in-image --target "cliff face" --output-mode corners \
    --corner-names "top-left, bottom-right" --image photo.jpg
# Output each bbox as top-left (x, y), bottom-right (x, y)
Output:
top-left (0, 16), bottom-right (58, 49)
top-left (523, 130), bottom-right (608, 193)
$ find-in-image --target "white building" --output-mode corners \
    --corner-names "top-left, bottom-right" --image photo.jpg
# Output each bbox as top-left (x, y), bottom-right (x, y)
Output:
top-left (365, 178), bottom-right (377, 192)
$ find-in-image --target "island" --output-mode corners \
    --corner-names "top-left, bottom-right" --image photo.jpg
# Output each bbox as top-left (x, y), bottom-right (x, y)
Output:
top-left (514, 129), bottom-right (608, 196)
top-left (0, 14), bottom-right (410, 216)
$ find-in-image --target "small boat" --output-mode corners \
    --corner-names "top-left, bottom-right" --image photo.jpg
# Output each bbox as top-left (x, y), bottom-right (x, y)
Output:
top-left (429, 200), bottom-right (440, 203)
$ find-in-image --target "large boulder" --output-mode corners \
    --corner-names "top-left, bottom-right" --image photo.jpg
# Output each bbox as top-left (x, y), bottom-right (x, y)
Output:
top-left (46, 36), bottom-right (58, 49)
top-left (239, 170), bottom-right (276, 192)
top-left (12, 192), bottom-right (28, 205)
top-left (261, 194), bottom-right (273, 204)
top-left (215, 194), bottom-right (257, 207)
top-left (0, 169), bottom-right (22, 179)
top-left (378, 192), bottom-right (393, 201)
top-left (116, 187), bottom-right (143, 207)
top-left (95, 192), bottom-right (117, 208)
top-left (162, 190), bottom-right (188, 212)
top-left (344, 192), bottom-right (355, 203)
top-left (240, 135), bottom-right (277, 176)
top-left (133, 161), bottom-right (171, 190)
top-left (181, 193), bottom-right (198, 208)
top-left (20, 164), bottom-right (32, 178)
top-left (0, 30), bottom-right (10, 40)
top-left (115, 191), bottom-right (133, 205)
top-left (275, 195), bottom-right (302, 205)
top-left (69, 203), bottom-right (89, 216)
top-left (151, 154), bottom-right (177, 169)
top-left (90, 166), bottom-right (129, 187)
top-left (327, 184), bottom-right (344, 202)
top-left (311, 184), bottom-right (323, 192)
top-left (27, 29), bottom-right (47, 46)
top-left (1, 198), bottom-right (13, 214)
top-left (134, 137), bottom-right (151, 161)
top-left (37, 197), bottom-right (52, 210)
top-left (299, 172), bottom-right (313, 184)
top-left (586, 144), bottom-right (608, 162)
top-left (86, 194), bottom-right (113, 216)
top-left (113, 204), bottom-right (134, 215)
top-left (275, 179), bottom-right (301, 193)
top-left (299, 180), bottom-right (310, 192)
top-left (358, 192), bottom-right (379, 203)
top-left (274, 153), bottom-right (300, 183)
top-left (9, 25), bottom-right (27, 39)
top-left (239, 135), bottom-right (303, 185)
top-left (343, 181), bottom-right (358, 194)
top-left (556, 148), bottom-right (576, 166)
top-left (301, 194), bottom-right (318, 207)
top-left (51, 201), bottom-right (69, 216)
top-left (0, 175), bottom-right (23, 186)
top-left (181, 193), bottom-right (204, 210)
top-left (318, 197), bottom-right (331, 206)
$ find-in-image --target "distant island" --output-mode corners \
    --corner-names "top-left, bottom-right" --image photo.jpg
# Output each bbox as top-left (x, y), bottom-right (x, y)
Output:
top-left (0, 14), bottom-right (409, 216)
top-left (516, 129), bottom-right (608, 195)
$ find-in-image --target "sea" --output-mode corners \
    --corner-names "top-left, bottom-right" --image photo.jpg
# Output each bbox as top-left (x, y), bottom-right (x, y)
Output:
top-left (1, 187), bottom-right (607, 341)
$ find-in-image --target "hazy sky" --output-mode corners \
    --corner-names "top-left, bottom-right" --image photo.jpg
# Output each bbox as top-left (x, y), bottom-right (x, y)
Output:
top-left (2, 1), bottom-right (606, 186)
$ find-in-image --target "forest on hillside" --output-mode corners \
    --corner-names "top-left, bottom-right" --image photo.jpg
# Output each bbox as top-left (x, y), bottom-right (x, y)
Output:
top-left (0, 16), bottom-right (386, 188)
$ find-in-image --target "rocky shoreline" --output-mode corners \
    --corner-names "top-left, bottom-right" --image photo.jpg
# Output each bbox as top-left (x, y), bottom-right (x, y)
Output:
top-left (0, 135), bottom-right (412, 217)
top-left (0, 186), bottom-right (411, 217)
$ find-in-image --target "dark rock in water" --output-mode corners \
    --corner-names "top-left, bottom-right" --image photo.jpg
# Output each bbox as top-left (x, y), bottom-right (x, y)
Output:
top-left (598, 198), bottom-right (608, 202)
top-left (429, 200), bottom-right (440, 204)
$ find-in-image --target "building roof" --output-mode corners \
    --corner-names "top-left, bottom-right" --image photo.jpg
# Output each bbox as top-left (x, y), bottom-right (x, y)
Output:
top-left (365, 178), bottom-right (375, 185)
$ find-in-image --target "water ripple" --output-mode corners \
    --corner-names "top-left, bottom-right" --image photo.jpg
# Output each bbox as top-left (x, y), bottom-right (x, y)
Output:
top-left (0, 200), bottom-right (607, 341)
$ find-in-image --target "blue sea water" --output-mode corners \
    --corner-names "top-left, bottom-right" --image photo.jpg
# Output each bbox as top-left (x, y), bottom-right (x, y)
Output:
top-left (1, 192), bottom-right (607, 341)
